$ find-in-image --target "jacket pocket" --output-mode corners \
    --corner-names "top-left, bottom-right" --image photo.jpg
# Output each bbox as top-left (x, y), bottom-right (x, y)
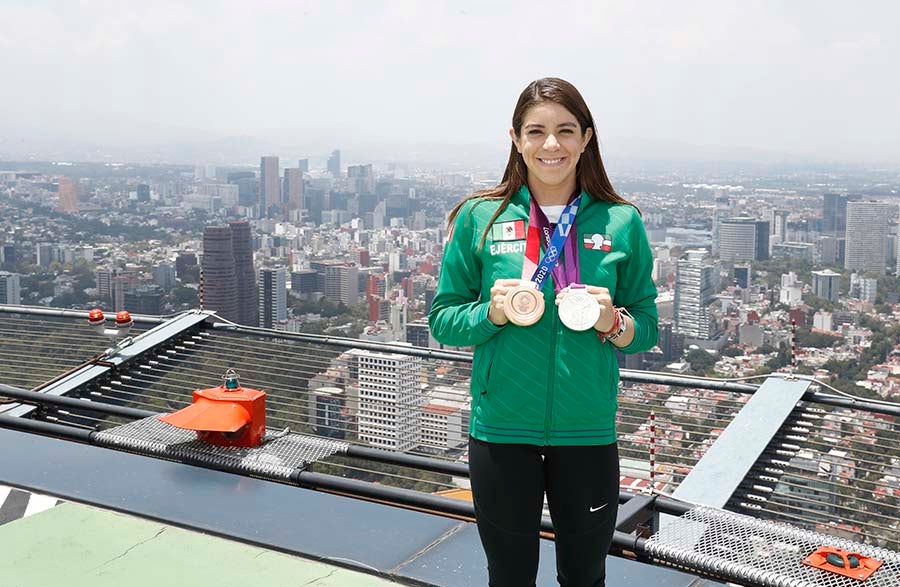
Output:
top-left (473, 332), bottom-right (503, 395)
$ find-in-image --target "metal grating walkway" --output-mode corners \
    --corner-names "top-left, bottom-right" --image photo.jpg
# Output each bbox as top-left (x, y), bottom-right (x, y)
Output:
top-left (646, 506), bottom-right (900, 586)
top-left (95, 416), bottom-right (350, 480)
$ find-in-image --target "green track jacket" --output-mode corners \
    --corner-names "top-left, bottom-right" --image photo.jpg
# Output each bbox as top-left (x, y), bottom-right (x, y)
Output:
top-left (428, 186), bottom-right (658, 446)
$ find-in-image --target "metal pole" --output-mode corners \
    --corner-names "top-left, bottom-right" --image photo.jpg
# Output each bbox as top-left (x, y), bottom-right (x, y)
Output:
top-left (0, 383), bottom-right (155, 420)
top-left (345, 445), bottom-right (470, 477)
top-left (0, 304), bottom-right (168, 324)
top-left (0, 415), bottom-right (94, 442)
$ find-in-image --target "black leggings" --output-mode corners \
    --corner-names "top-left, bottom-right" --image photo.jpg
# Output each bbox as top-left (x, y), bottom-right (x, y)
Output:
top-left (468, 437), bottom-right (620, 587)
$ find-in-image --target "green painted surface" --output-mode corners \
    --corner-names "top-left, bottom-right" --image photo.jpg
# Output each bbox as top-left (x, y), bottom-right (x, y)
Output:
top-left (0, 503), bottom-right (400, 586)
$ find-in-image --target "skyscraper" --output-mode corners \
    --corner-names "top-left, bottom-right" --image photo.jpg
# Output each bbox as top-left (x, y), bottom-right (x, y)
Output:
top-left (95, 268), bottom-right (114, 304)
top-left (356, 350), bottom-right (423, 451)
top-left (811, 269), bottom-right (841, 303)
top-left (227, 171), bottom-right (258, 208)
top-left (282, 168), bottom-right (304, 221)
top-left (201, 226), bottom-right (238, 322)
top-left (298, 159), bottom-right (309, 174)
top-left (717, 218), bottom-right (770, 261)
top-left (0, 244), bottom-right (17, 271)
top-left (674, 250), bottom-right (718, 340)
top-left (347, 164), bottom-right (375, 194)
top-left (229, 221), bottom-right (256, 326)
top-left (767, 210), bottom-right (788, 252)
top-left (822, 193), bottom-right (857, 235)
top-left (258, 156), bottom-right (280, 218)
top-left (844, 201), bottom-right (894, 274)
top-left (312, 261), bottom-right (359, 305)
top-left (257, 267), bottom-right (287, 330)
top-left (56, 177), bottom-right (78, 214)
top-left (175, 252), bottom-right (200, 283)
top-left (327, 150), bottom-right (341, 178)
top-left (0, 272), bottom-right (21, 305)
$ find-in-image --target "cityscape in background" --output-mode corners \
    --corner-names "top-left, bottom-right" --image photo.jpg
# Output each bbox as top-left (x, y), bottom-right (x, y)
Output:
top-left (2, 151), bottom-right (900, 544)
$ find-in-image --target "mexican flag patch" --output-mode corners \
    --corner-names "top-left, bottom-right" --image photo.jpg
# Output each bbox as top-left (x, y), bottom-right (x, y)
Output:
top-left (583, 233), bottom-right (612, 252)
top-left (491, 220), bottom-right (525, 241)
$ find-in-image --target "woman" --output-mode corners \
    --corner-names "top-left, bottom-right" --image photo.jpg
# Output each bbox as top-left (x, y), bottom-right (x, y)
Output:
top-left (428, 78), bottom-right (658, 586)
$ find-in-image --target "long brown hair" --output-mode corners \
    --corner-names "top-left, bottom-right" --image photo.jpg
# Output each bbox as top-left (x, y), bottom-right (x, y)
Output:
top-left (448, 77), bottom-right (635, 247)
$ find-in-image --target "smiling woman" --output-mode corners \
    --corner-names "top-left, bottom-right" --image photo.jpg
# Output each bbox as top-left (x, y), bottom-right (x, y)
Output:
top-left (430, 77), bottom-right (658, 586)
top-left (512, 104), bottom-right (592, 205)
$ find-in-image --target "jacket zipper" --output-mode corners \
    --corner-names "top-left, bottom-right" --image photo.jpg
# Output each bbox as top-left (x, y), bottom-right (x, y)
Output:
top-left (544, 304), bottom-right (558, 445)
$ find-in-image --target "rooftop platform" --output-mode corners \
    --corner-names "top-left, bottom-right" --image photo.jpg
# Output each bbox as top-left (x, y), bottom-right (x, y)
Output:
top-left (2, 304), bottom-right (899, 586)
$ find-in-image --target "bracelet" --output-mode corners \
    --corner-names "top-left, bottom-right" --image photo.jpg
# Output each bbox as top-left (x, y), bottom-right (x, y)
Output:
top-left (596, 308), bottom-right (621, 342)
top-left (597, 307), bottom-right (628, 343)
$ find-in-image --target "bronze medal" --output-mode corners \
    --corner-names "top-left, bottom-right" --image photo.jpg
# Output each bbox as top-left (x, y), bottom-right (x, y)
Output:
top-left (505, 282), bottom-right (545, 326)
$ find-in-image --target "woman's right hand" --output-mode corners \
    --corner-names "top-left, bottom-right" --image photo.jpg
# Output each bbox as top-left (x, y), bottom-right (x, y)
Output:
top-left (488, 279), bottom-right (523, 326)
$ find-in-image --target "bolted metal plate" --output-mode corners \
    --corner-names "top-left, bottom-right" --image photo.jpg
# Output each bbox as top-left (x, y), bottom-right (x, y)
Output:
top-left (646, 507), bottom-right (900, 587)
top-left (94, 416), bottom-right (349, 481)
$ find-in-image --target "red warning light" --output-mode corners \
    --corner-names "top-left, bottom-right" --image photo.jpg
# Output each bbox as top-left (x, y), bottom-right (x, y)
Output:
top-left (88, 308), bottom-right (105, 325)
top-left (115, 311), bottom-right (133, 329)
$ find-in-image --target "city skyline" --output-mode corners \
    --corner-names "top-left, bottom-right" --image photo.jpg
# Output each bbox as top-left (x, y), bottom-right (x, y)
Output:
top-left (2, 2), bottom-right (900, 167)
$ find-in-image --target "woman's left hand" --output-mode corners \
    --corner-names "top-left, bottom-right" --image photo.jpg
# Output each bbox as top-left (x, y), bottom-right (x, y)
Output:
top-left (555, 285), bottom-right (615, 332)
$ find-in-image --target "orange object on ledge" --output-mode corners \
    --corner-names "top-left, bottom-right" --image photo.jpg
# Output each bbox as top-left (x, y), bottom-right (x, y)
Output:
top-left (159, 370), bottom-right (266, 447)
top-left (802, 546), bottom-right (882, 581)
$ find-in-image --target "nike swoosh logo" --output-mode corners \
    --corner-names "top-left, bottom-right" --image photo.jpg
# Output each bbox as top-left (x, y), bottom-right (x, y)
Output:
top-left (589, 504), bottom-right (608, 513)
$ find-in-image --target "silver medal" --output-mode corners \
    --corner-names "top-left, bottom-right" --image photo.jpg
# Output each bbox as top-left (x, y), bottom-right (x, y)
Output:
top-left (558, 286), bottom-right (601, 331)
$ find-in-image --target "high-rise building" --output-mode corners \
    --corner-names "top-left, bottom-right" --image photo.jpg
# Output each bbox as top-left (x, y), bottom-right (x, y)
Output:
top-left (356, 350), bottom-right (423, 451)
top-left (153, 263), bottom-right (177, 291)
top-left (56, 177), bottom-right (78, 214)
top-left (733, 264), bottom-right (751, 289)
top-left (817, 236), bottom-right (840, 265)
top-left (717, 218), bottom-right (770, 261)
top-left (298, 159), bottom-right (309, 174)
top-left (822, 193), bottom-right (857, 235)
top-left (347, 164), bottom-right (375, 194)
top-left (0, 244), bottom-right (17, 271)
top-left (849, 273), bottom-right (878, 303)
top-left (772, 450), bottom-right (839, 523)
top-left (258, 267), bottom-right (287, 329)
top-left (227, 171), bottom-right (258, 208)
top-left (894, 234), bottom-right (900, 276)
top-left (406, 320), bottom-right (431, 348)
top-left (175, 252), bottom-right (200, 283)
top-left (312, 261), bottom-right (359, 305)
top-left (36, 243), bottom-right (57, 268)
top-left (0, 271), bottom-right (21, 305)
top-left (229, 221), bottom-right (256, 326)
top-left (811, 269), bottom-right (841, 303)
top-left (674, 250), bottom-right (718, 340)
top-left (844, 201), bottom-right (894, 274)
top-left (291, 270), bottom-right (319, 296)
top-left (657, 320), bottom-right (684, 362)
top-left (327, 150), bottom-right (341, 178)
top-left (95, 268), bottom-right (114, 304)
top-left (313, 387), bottom-right (347, 439)
top-left (123, 285), bottom-right (164, 315)
top-left (258, 156), bottom-right (280, 218)
top-left (282, 168), bottom-right (304, 220)
top-left (201, 226), bottom-right (239, 322)
top-left (767, 210), bottom-right (788, 252)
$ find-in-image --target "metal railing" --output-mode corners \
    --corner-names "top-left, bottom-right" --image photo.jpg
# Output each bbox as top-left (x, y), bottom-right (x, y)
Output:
top-left (2, 303), bottom-right (899, 549)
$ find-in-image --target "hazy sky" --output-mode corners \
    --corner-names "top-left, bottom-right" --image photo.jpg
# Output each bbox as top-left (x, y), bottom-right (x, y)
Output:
top-left (2, 1), bottom-right (899, 165)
